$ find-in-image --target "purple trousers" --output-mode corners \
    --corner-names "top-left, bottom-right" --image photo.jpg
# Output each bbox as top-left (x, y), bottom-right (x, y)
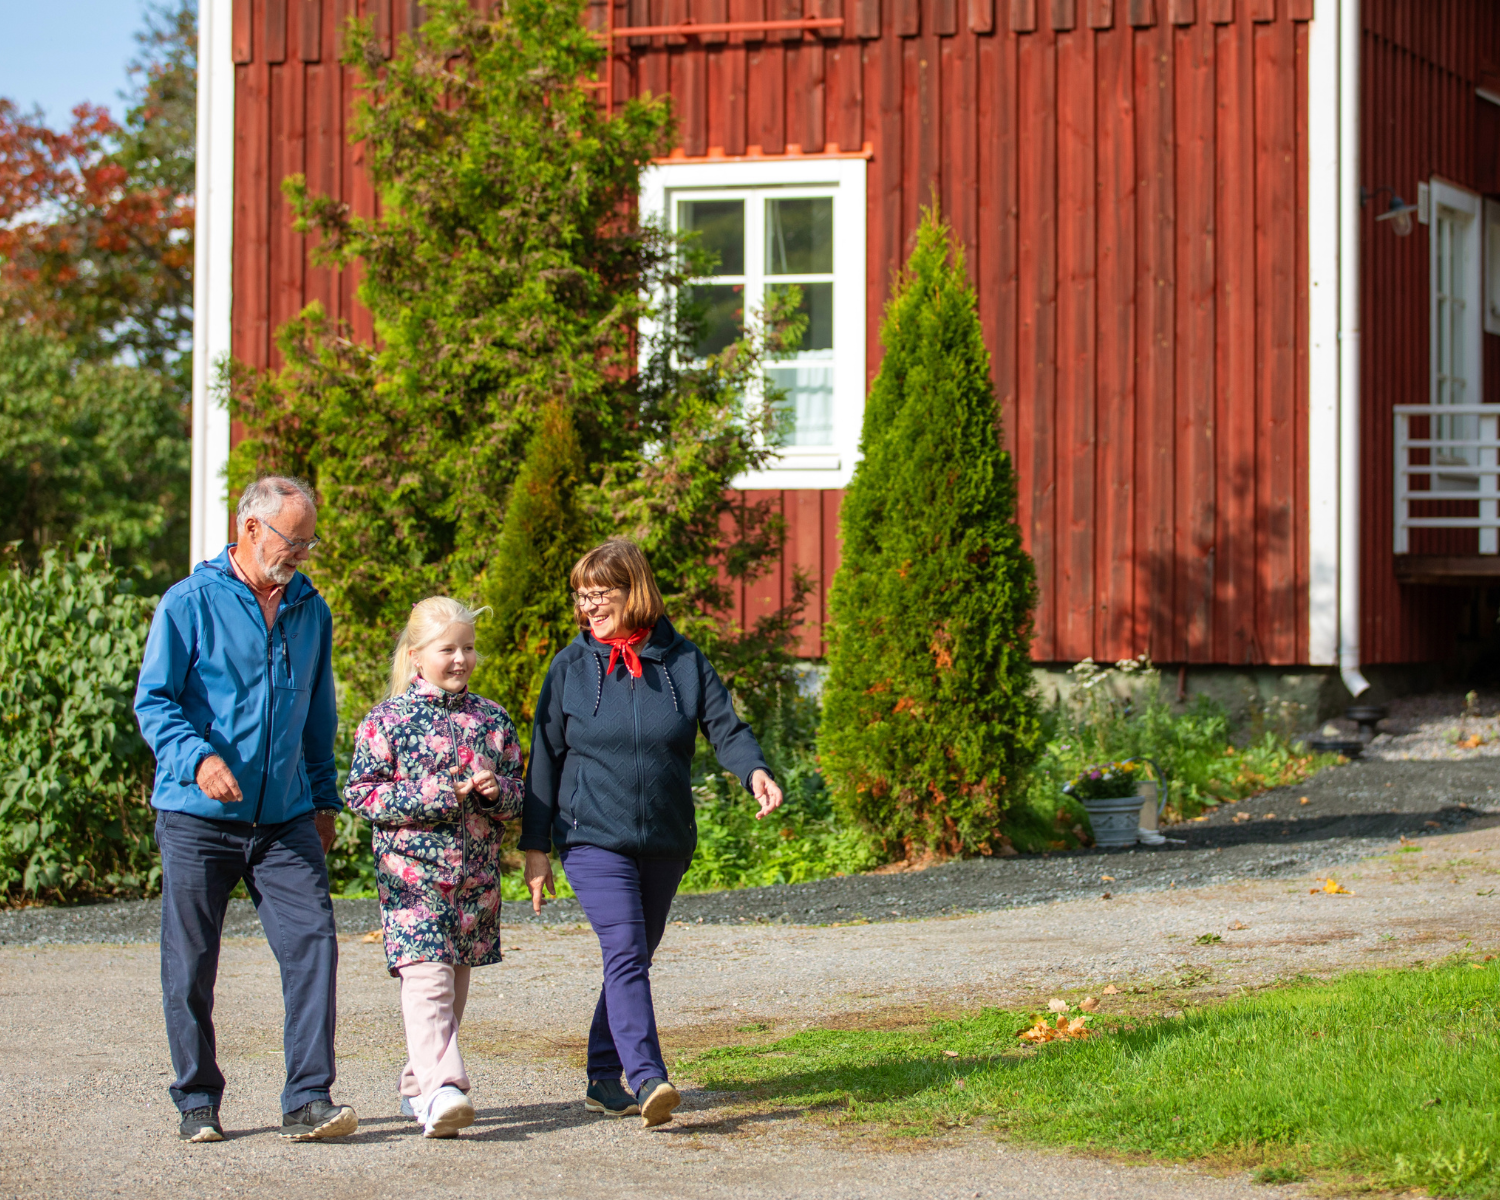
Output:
top-left (559, 844), bottom-right (687, 1091)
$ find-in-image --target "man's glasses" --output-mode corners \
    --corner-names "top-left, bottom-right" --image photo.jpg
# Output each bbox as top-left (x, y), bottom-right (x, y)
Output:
top-left (261, 519), bottom-right (322, 552)
top-left (572, 588), bottom-right (619, 606)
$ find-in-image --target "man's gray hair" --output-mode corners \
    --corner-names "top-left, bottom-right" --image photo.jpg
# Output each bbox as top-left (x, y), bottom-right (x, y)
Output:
top-left (237, 476), bottom-right (317, 528)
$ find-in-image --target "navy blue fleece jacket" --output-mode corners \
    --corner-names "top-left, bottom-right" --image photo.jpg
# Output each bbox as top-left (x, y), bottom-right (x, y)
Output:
top-left (519, 617), bottom-right (770, 860)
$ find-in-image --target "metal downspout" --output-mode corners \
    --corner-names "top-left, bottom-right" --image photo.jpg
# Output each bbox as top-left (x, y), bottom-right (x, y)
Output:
top-left (1338, 0), bottom-right (1372, 699)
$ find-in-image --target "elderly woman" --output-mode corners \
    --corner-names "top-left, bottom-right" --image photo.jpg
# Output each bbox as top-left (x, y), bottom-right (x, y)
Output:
top-left (521, 539), bottom-right (783, 1128)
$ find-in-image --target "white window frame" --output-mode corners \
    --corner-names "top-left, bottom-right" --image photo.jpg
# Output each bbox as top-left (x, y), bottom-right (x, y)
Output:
top-left (640, 158), bottom-right (867, 490)
top-left (1485, 197), bottom-right (1500, 336)
top-left (1429, 179), bottom-right (1483, 491)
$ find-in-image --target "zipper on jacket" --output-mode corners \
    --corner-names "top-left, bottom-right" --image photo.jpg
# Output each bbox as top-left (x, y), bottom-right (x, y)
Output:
top-left (251, 626), bottom-right (275, 826)
top-left (219, 567), bottom-right (316, 828)
top-left (446, 708), bottom-right (467, 883)
top-left (631, 673), bottom-right (647, 854)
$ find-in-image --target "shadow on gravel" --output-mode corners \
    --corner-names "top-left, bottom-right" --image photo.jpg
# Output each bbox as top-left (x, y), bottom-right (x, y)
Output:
top-left (451, 1101), bottom-right (791, 1141)
top-left (1171, 808), bottom-right (1483, 851)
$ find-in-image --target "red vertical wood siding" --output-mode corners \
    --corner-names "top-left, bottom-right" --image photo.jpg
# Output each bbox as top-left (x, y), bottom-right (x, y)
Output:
top-left (1358, 0), bottom-right (1500, 665)
top-left (230, 0), bottom-right (1340, 666)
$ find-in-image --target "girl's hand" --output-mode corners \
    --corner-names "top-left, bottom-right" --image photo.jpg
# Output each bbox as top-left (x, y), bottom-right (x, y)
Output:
top-left (524, 849), bottom-right (556, 914)
top-left (450, 765), bottom-right (474, 801)
top-left (468, 769), bottom-right (500, 800)
top-left (751, 769), bottom-right (784, 819)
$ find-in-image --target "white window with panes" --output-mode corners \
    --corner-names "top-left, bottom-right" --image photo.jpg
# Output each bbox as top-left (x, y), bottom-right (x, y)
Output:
top-left (1430, 180), bottom-right (1483, 485)
top-left (641, 158), bottom-right (867, 488)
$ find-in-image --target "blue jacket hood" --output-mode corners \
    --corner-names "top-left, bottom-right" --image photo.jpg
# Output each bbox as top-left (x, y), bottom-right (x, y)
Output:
top-left (134, 546), bottom-right (340, 824)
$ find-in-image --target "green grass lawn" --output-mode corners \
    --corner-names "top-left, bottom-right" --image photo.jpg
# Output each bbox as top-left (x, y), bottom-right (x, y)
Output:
top-left (680, 961), bottom-right (1500, 1197)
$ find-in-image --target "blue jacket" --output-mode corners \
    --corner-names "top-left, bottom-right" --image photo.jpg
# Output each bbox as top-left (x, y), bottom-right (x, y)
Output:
top-left (519, 617), bottom-right (770, 860)
top-left (134, 547), bottom-right (340, 823)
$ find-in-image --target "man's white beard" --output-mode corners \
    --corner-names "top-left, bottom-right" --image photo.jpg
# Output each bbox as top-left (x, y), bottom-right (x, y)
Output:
top-left (255, 541), bottom-right (296, 586)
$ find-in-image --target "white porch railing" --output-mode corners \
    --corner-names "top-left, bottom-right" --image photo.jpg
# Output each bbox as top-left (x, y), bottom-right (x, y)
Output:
top-left (1394, 404), bottom-right (1499, 554)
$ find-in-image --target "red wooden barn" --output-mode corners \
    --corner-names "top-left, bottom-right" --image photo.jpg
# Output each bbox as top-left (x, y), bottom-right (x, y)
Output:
top-left (189, 0), bottom-right (1500, 691)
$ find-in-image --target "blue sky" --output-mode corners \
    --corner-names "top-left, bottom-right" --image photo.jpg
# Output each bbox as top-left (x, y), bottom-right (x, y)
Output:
top-left (0, 1), bottom-right (158, 124)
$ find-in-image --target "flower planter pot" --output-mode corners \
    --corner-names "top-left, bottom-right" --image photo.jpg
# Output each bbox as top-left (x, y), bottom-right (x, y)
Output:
top-left (1078, 781), bottom-right (1160, 849)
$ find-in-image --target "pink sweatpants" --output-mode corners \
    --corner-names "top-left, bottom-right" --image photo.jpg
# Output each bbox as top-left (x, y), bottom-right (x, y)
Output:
top-left (397, 961), bottom-right (472, 1099)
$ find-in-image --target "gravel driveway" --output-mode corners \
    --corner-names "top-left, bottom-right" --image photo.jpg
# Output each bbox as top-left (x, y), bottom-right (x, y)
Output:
top-left (3, 758), bottom-right (1499, 1199)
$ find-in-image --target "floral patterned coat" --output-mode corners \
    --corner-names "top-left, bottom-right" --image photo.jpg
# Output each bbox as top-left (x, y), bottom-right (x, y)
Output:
top-left (344, 677), bottom-right (524, 975)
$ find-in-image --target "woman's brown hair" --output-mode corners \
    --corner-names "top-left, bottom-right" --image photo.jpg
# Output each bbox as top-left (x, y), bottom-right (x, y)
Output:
top-left (569, 539), bottom-right (667, 633)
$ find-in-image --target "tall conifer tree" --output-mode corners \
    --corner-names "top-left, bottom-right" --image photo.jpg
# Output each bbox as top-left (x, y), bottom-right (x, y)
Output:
top-left (473, 400), bottom-right (589, 740)
top-left (821, 213), bottom-right (1040, 858)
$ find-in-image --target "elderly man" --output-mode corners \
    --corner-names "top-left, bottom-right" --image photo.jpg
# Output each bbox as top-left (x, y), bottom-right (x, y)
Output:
top-left (135, 476), bottom-right (357, 1143)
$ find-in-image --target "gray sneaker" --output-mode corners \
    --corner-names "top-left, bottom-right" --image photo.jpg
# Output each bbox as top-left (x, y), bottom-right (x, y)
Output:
top-left (280, 1098), bottom-right (359, 1140)
top-left (584, 1078), bottom-right (640, 1117)
top-left (399, 1095), bottom-right (418, 1120)
top-left (178, 1105), bottom-right (223, 1143)
top-left (636, 1077), bottom-right (681, 1128)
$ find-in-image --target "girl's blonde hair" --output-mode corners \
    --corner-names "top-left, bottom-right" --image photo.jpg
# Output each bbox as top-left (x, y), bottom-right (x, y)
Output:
top-left (387, 596), bottom-right (490, 699)
top-left (569, 538), bottom-right (666, 633)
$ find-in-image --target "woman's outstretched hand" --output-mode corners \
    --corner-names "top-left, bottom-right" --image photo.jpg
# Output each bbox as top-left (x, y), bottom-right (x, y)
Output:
top-left (524, 849), bottom-right (556, 914)
top-left (751, 769), bottom-right (784, 819)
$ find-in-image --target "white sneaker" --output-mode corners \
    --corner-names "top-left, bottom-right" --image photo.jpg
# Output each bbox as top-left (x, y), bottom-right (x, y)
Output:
top-left (421, 1085), bottom-right (475, 1138)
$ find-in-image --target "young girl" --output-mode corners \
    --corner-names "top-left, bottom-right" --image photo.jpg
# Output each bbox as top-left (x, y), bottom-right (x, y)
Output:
top-left (345, 597), bottom-right (524, 1138)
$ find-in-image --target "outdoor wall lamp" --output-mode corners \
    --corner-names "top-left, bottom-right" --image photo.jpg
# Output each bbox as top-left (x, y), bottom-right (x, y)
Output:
top-left (1361, 185), bottom-right (1418, 237)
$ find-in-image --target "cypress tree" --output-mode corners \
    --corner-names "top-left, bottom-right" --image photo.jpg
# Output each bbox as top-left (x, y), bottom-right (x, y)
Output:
top-left (473, 400), bottom-right (591, 740)
top-left (820, 212), bottom-right (1041, 859)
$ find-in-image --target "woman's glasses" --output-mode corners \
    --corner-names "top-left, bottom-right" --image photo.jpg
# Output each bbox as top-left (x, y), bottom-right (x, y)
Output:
top-left (572, 588), bottom-right (620, 607)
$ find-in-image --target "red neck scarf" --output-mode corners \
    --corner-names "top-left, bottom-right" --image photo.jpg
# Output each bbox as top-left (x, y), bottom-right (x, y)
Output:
top-left (602, 626), bottom-right (652, 680)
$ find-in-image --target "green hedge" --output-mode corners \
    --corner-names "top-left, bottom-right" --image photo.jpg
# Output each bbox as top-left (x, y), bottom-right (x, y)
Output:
top-left (0, 546), bottom-right (159, 900)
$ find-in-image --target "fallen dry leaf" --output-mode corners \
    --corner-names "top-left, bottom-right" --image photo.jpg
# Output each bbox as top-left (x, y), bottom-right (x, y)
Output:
top-left (1263, 812), bottom-right (1277, 820)
top-left (943, 1049), bottom-right (960, 1057)
top-left (360, 930), bottom-right (383, 943)
top-left (1228, 920), bottom-right (1248, 930)
top-left (1079, 996), bottom-right (1099, 1012)
top-left (1101, 875), bottom-right (1115, 883)
top-left (1017, 1014), bottom-right (1092, 1044)
top-left (1458, 734), bottom-right (1483, 750)
top-left (1299, 796), bottom-right (1310, 805)
top-left (1048, 998), bottom-right (1069, 1013)
top-left (1102, 984), bottom-right (1120, 995)
top-left (1311, 878), bottom-right (1353, 895)
top-left (1101, 891), bottom-right (1113, 900)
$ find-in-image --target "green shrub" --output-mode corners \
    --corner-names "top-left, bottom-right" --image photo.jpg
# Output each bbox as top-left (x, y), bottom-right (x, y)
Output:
top-left (1033, 656), bottom-right (1335, 828)
top-left (0, 323), bottom-right (189, 593)
top-left (0, 545), bottom-right (159, 900)
top-left (685, 683), bottom-right (877, 892)
top-left (820, 211), bottom-right (1041, 859)
top-left (472, 399), bottom-right (591, 744)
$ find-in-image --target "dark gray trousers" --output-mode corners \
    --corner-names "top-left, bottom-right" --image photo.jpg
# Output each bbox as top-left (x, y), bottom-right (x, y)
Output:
top-left (155, 809), bottom-right (338, 1114)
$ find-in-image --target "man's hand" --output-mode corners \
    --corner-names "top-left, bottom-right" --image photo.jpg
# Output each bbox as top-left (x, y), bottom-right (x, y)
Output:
top-left (751, 769), bottom-right (784, 819)
top-left (524, 849), bottom-right (556, 915)
top-left (314, 809), bottom-right (337, 854)
top-left (195, 755), bottom-right (243, 804)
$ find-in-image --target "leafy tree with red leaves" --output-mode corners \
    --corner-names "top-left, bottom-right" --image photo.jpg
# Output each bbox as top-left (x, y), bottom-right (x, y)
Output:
top-left (0, 3), bottom-right (195, 587)
top-left (0, 1), bottom-right (195, 378)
